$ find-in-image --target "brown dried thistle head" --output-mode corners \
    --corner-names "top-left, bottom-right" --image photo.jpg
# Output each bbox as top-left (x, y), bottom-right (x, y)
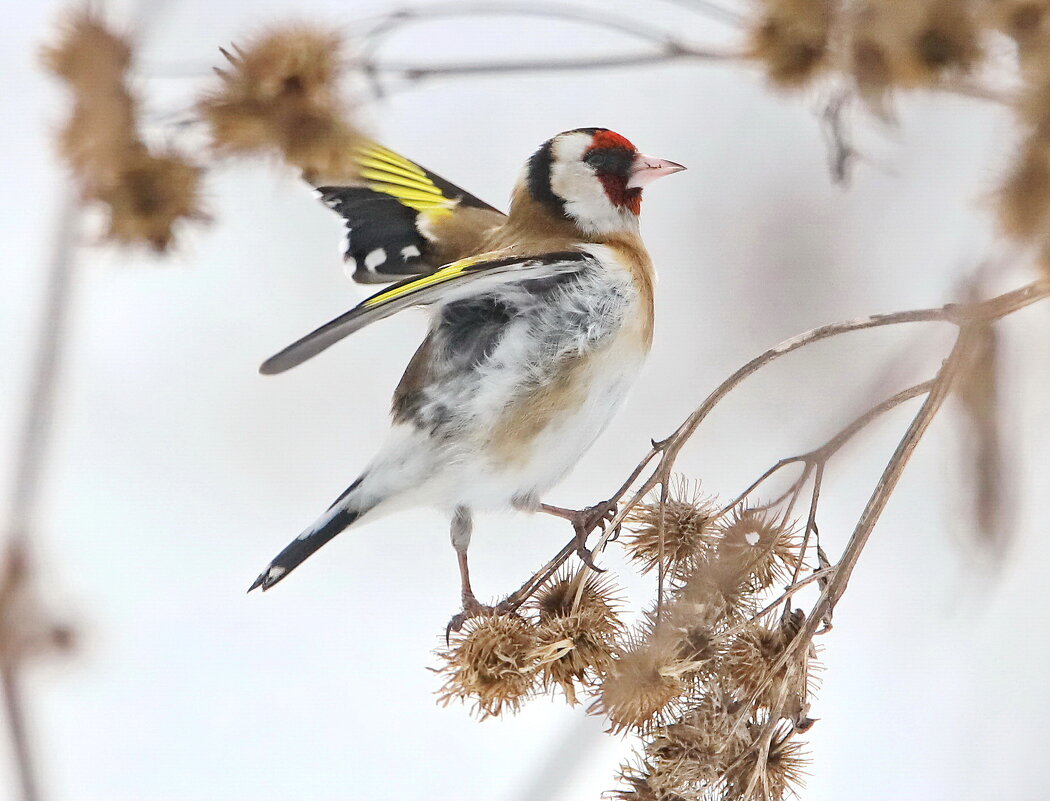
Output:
top-left (435, 612), bottom-right (538, 718)
top-left (643, 599), bottom-right (725, 677)
top-left (41, 10), bottom-right (132, 91)
top-left (613, 763), bottom-right (681, 801)
top-left (722, 724), bottom-right (809, 801)
top-left (998, 140), bottom-right (1050, 238)
top-left (750, 0), bottom-right (835, 88)
top-left (994, 18), bottom-right (1050, 257)
top-left (645, 691), bottom-right (750, 792)
top-left (531, 570), bottom-right (622, 703)
top-left (716, 506), bottom-right (800, 590)
top-left (99, 150), bottom-right (207, 251)
top-left (625, 478), bottom-right (720, 576)
top-left (674, 550), bottom-right (760, 622)
top-left (723, 614), bottom-right (811, 712)
top-left (851, 0), bottom-right (982, 101)
top-left (198, 25), bottom-right (362, 183)
top-left (42, 10), bottom-right (139, 188)
top-left (42, 9), bottom-right (204, 251)
top-left (594, 623), bottom-right (708, 733)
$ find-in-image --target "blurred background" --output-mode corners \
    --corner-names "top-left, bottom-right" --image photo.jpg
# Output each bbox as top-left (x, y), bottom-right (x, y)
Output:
top-left (2, 1), bottom-right (1049, 799)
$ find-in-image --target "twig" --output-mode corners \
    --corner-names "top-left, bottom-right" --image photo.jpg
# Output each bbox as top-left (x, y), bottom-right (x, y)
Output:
top-left (596, 280), bottom-right (1049, 549)
top-left (795, 327), bottom-right (978, 641)
top-left (503, 281), bottom-right (1048, 612)
top-left (1, 201), bottom-right (80, 801)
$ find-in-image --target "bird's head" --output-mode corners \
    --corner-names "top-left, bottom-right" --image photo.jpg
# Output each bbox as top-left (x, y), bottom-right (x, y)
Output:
top-left (516, 128), bottom-right (685, 237)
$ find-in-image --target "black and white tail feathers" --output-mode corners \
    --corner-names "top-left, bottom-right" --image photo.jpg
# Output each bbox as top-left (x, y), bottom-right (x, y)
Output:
top-left (248, 478), bottom-right (365, 592)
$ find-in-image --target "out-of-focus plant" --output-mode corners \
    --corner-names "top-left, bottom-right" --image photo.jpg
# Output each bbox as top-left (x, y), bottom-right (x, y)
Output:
top-left (43, 10), bottom-right (205, 251)
top-left (29, 3), bottom-right (1050, 801)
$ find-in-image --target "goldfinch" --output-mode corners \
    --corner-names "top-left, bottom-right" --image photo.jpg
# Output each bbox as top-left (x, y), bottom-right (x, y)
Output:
top-left (249, 128), bottom-right (684, 618)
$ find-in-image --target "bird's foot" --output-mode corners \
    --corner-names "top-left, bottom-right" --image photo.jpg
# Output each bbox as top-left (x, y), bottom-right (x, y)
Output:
top-left (445, 592), bottom-right (492, 643)
top-left (542, 499), bottom-right (620, 572)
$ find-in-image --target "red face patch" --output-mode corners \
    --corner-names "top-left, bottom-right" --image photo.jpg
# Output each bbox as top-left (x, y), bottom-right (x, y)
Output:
top-left (584, 130), bottom-right (641, 214)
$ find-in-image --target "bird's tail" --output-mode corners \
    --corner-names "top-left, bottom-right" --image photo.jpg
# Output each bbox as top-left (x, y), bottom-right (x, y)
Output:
top-left (248, 477), bottom-right (369, 592)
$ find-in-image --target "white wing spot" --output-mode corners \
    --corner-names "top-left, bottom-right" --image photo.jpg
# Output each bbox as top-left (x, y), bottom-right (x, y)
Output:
top-left (364, 248), bottom-right (387, 271)
top-left (400, 245), bottom-right (421, 260)
top-left (267, 566), bottom-right (287, 580)
top-left (744, 531), bottom-right (760, 546)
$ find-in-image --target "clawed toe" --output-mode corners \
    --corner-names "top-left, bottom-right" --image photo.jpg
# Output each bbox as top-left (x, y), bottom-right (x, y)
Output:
top-left (574, 539), bottom-right (606, 572)
top-left (445, 594), bottom-right (490, 643)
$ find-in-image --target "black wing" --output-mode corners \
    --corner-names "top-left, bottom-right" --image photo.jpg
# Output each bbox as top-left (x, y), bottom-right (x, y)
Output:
top-left (316, 141), bottom-right (505, 284)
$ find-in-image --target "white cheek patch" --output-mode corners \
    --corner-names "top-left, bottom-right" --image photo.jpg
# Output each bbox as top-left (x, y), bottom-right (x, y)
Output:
top-left (550, 133), bottom-right (638, 236)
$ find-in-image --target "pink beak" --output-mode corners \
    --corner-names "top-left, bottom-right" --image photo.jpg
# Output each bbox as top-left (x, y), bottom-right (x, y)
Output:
top-left (626, 153), bottom-right (686, 189)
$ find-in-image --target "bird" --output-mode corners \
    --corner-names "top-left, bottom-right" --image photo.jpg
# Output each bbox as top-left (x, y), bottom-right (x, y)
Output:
top-left (249, 128), bottom-right (685, 623)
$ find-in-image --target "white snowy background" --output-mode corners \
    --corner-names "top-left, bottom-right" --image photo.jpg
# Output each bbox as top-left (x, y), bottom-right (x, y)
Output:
top-left (1, 1), bottom-right (1048, 800)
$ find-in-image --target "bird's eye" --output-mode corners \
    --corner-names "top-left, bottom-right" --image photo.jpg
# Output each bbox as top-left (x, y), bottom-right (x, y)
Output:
top-left (584, 147), bottom-right (634, 177)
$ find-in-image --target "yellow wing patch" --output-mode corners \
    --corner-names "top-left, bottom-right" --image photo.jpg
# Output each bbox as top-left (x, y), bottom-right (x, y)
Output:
top-left (353, 142), bottom-right (455, 217)
top-left (361, 255), bottom-right (486, 309)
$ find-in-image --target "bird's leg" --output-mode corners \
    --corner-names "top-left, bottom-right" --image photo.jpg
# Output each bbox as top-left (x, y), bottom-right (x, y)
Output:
top-left (539, 500), bottom-right (619, 571)
top-left (446, 507), bottom-right (488, 639)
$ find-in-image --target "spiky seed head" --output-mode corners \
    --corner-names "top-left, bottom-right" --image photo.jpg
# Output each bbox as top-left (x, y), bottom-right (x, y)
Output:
top-left (594, 637), bottom-right (689, 733)
top-left (532, 570), bottom-right (622, 703)
top-left (42, 9), bottom-right (203, 251)
top-left (41, 10), bottom-right (132, 90)
top-left (851, 0), bottom-right (982, 105)
top-left (197, 25), bottom-right (362, 182)
top-left (724, 619), bottom-right (809, 711)
top-left (611, 763), bottom-right (676, 801)
top-left (436, 613), bottom-right (538, 718)
top-left (98, 150), bottom-right (206, 252)
top-left (749, 0), bottom-right (834, 88)
top-left (659, 601), bottom-right (722, 669)
top-left (716, 507), bottom-right (799, 590)
top-left (626, 478), bottom-right (720, 576)
top-left (674, 553), bottom-right (759, 621)
top-left (723, 725), bottom-right (809, 801)
top-left (999, 141), bottom-right (1050, 238)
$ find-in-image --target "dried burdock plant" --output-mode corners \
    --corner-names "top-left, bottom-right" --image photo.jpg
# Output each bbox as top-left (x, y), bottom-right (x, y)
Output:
top-left (626, 477), bottom-right (720, 576)
top-left (999, 141), bottom-right (1050, 238)
top-left (42, 10), bottom-right (204, 251)
top-left (593, 634), bottom-right (690, 734)
top-left (435, 612), bottom-right (538, 718)
top-left (531, 570), bottom-right (621, 704)
top-left (722, 724), bottom-right (809, 801)
top-left (850, 0), bottom-right (983, 99)
top-left (716, 507), bottom-right (800, 591)
top-left (674, 546), bottom-right (761, 622)
top-left (198, 25), bottom-right (363, 183)
top-left (723, 620), bottom-right (807, 711)
top-left (430, 277), bottom-right (1047, 799)
top-left (636, 692), bottom-right (747, 793)
top-left (750, 0), bottom-right (835, 87)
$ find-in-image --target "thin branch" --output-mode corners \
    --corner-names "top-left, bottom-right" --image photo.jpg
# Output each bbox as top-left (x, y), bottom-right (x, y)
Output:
top-left (796, 327), bottom-right (978, 641)
top-left (6, 203), bottom-right (80, 545)
top-left (1, 202), bottom-right (80, 801)
top-left (0, 663), bottom-right (36, 801)
top-left (497, 281), bottom-right (1048, 610)
top-left (596, 280), bottom-right (1049, 548)
top-left (365, 48), bottom-right (738, 84)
